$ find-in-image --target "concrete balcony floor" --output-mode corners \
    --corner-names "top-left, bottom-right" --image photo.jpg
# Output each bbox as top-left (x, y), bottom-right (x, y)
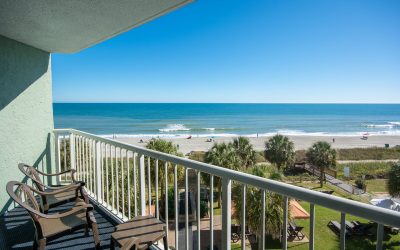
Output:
top-left (0, 202), bottom-right (117, 249)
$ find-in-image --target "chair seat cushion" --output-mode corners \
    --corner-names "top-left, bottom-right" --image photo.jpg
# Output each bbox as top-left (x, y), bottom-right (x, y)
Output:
top-left (112, 215), bottom-right (165, 249)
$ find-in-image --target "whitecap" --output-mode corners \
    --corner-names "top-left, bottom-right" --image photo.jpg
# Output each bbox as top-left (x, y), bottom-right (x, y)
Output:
top-left (159, 124), bottom-right (191, 132)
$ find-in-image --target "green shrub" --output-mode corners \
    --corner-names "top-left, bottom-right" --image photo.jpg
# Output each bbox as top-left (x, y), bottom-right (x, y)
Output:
top-left (387, 162), bottom-right (400, 197)
top-left (355, 178), bottom-right (366, 190)
top-left (199, 200), bottom-right (208, 218)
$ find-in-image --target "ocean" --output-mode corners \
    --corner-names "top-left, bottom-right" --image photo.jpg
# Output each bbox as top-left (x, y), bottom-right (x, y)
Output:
top-left (53, 103), bottom-right (400, 138)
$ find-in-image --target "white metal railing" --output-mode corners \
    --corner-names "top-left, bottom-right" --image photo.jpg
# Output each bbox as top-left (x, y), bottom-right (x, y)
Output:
top-left (54, 128), bottom-right (400, 250)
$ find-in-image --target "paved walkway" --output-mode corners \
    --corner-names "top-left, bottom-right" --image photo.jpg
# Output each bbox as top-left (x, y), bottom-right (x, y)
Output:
top-left (300, 164), bottom-right (364, 195)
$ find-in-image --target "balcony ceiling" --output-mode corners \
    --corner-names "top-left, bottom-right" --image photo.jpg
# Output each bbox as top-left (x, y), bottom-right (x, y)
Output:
top-left (0, 0), bottom-right (191, 53)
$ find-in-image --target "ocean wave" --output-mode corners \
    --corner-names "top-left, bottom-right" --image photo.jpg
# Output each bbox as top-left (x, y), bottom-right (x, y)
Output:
top-left (365, 124), bottom-right (395, 128)
top-left (159, 124), bottom-right (190, 132)
top-left (364, 122), bottom-right (400, 129)
top-left (202, 128), bottom-right (216, 131)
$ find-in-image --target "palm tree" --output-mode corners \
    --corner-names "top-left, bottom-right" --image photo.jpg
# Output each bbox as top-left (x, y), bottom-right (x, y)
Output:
top-left (264, 134), bottom-right (295, 171)
top-left (204, 142), bottom-right (241, 207)
top-left (387, 162), bottom-right (400, 197)
top-left (306, 141), bottom-right (336, 187)
top-left (232, 136), bottom-right (256, 168)
top-left (233, 165), bottom-right (284, 249)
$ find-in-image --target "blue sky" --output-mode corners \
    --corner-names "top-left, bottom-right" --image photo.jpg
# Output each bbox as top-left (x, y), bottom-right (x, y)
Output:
top-left (52, 0), bottom-right (400, 103)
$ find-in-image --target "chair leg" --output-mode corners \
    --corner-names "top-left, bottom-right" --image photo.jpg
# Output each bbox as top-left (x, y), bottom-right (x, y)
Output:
top-left (38, 238), bottom-right (46, 250)
top-left (163, 235), bottom-right (168, 250)
top-left (33, 239), bottom-right (38, 249)
top-left (91, 222), bottom-right (101, 249)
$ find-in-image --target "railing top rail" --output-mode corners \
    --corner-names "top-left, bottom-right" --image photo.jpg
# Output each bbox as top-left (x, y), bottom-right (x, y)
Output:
top-left (54, 128), bottom-right (400, 227)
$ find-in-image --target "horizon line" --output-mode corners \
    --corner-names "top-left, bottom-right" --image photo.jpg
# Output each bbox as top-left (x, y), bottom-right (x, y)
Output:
top-left (53, 102), bottom-right (400, 105)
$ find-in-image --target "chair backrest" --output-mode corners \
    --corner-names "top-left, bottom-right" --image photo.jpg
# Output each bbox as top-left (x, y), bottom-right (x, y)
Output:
top-left (18, 163), bottom-right (45, 192)
top-left (6, 181), bottom-right (42, 220)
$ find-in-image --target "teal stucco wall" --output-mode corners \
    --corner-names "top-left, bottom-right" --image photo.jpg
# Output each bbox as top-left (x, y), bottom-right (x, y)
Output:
top-left (0, 35), bottom-right (55, 213)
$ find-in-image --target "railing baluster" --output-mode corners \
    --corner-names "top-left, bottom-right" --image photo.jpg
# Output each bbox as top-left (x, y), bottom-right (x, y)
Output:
top-left (63, 135), bottom-right (67, 179)
top-left (101, 142), bottom-right (105, 202)
top-left (241, 185), bottom-right (246, 250)
top-left (69, 133), bottom-right (75, 171)
top-left (283, 196), bottom-right (288, 250)
top-left (111, 145), bottom-right (115, 211)
top-left (197, 171), bottom-right (201, 250)
top-left (376, 223), bottom-right (383, 250)
top-left (78, 136), bottom-right (82, 180)
top-left (174, 164), bottom-right (179, 250)
top-left (54, 132), bottom-right (61, 184)
top-left (54, 133), bottom-right (61, 184)
top-left (95, 140), bottom-right (102, 203)
top-left (164, 161), bottom-right (169, 241)
top-left (210, 175), bottom-right (214, 250)
top-left (309, 203), bottom-right (315, 250)
top-left (116, 147), bottom-right (120, 216)
top-left (139, 154), bottom-right (146, 215)
top-left (106, 144), bottom-right (110, 206)
top-left (156, 159), bottom-right (159, 220)
top-left (148, 157), bottom-right (152, 215)
top-left (340, 213), bottom-right (346, 250)
top-left (221, 177), bottom-right (231, 250)
top-left (185, 168), bottom-right (189, 250)
top-left (262, 190), bottom-right (266, 250)
top-left (122, 149), bottom-right (125, 219)
top-left (85, 138), bottom-right (89, 191)
top-left (88, 139), bottom-right (92, 195)
top-left (134, 153), bottom-right (138, 217)
top-left (127, 150), bottom-right (131, 220)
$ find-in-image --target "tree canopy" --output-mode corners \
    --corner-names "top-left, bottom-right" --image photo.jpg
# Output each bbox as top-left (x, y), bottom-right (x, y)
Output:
top-left (306, 141), bottom-right (336, 187)
top-left (264, 134), bottom-right (295, 171)
top-left (232, 136), bottom-right (256, 168)
top-left (387, 162), bottom-right (400, 197)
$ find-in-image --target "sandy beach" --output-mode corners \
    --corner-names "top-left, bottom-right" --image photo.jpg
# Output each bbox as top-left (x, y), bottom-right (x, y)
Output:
top-left (115, 135), bottom-right (400, 155)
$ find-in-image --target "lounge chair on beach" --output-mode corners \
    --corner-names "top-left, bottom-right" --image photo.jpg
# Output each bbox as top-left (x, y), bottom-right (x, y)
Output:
top-left (288, 221), bottom-right (305, 240)
top-left (327, 221), bottom-right (351, 237)
top-left (18, 163), bottom-right (87, 212)
top-left (231, 224), bottom-right (252, 243)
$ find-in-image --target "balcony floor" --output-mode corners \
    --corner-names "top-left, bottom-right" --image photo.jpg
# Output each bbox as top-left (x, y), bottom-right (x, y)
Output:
top-left (0, 202), bottom-right (118, 249)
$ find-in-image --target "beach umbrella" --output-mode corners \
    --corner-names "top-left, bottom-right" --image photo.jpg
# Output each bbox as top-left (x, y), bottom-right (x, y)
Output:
top-left (290, 200), bottom-right (310, 219)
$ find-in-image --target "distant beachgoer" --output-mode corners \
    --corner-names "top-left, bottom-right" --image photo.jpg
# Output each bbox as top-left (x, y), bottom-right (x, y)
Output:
top-left (139, 139), bottom-right (144, 143)
top-left (177, 144), bottom-right (180, 149)
top-left (332, 138), bottom-right (335, 143)
top-left (257, 133), bottom-right (259, 138)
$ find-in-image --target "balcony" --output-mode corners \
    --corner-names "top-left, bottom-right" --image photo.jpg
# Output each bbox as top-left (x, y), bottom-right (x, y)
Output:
top-left (2, 128), bottom-right (399, 250)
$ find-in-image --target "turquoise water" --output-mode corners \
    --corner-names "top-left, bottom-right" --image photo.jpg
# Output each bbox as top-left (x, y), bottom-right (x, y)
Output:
top-left (53, 103), bottom-right (400, 138)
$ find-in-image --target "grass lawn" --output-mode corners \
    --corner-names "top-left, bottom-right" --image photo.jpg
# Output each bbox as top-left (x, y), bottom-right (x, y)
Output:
top-left (289, 202), bottom-right (400, 250)
top-left (348, 179), bottom-right (389, 193)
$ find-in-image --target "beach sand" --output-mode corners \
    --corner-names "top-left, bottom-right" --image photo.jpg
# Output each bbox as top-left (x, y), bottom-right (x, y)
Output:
top-left (115, 135), bottom-right (400, 155)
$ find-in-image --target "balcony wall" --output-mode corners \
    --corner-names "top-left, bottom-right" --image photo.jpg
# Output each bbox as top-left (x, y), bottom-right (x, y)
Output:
top-left (0, 35), bottom-right (55, 213)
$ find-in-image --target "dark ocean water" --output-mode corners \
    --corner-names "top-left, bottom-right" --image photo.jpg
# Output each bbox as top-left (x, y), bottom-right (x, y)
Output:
top-left (53, 103), bottom-right (400, 138)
